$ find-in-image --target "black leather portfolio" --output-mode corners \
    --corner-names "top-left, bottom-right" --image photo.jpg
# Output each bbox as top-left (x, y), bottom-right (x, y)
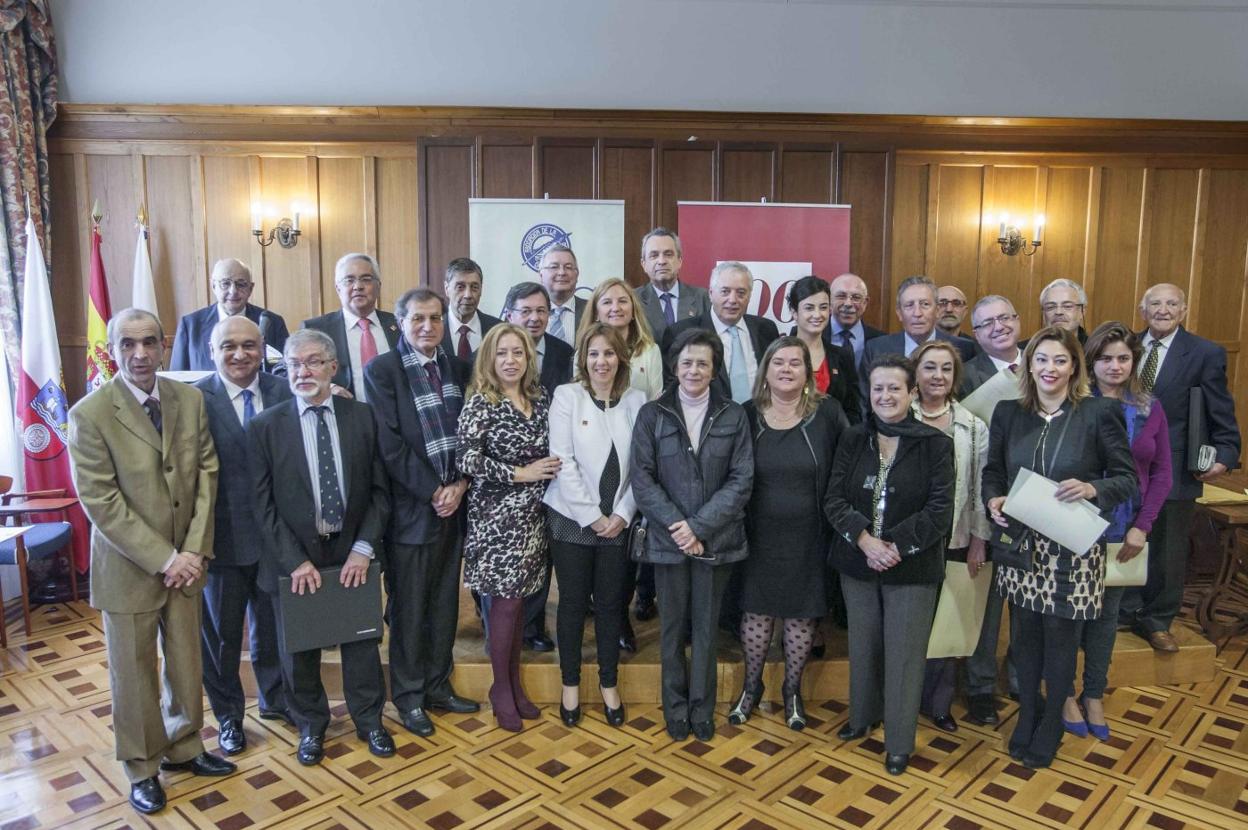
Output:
top-left (277, 562), bottom-right (383, 653)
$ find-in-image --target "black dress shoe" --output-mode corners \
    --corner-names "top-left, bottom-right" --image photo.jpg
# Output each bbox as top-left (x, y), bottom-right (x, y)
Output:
top-left (217, 718), bottom-right (246, 755)
top-left (691, 720), bottom-right (715, 741)
top-left (1022, 752), bottom-right (1053, 769)
top-left (159, 752), bottom-right (237, 776)
top-left (129, 776), bottom-right (165, 814)
top-left (359, 728), bottom-right (396, 758)
top-left (524, 634), bottom-right (555, 652)
top-left (837, 720), bottom-right (881, 741)
top-left (258, 707), bottom-right (296, 727)
top-left (930, 714), bottom-right (959, 733)
top-left (666, 720), bottom-right (690, 741)
top-left (634, 599), bottom-right (657, 621)
top-left (884, 753), bottom-right (909, 775)
top-left (401, 707), bottom-right (435, 737)
top-left (297, 735), bottom-right (324, 766)
top-left (560, 703), bottom-right (582, 727)
top-left (965, 694), bottom-right (1000, 726)
top-left (427, 693), bottom-right (480, 714)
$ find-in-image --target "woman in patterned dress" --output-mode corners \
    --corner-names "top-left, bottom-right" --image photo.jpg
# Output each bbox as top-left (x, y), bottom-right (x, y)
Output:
top-left (457, 324), bottom-right (562, 732)
top-left (983, 326), bottom-right (1137, 768)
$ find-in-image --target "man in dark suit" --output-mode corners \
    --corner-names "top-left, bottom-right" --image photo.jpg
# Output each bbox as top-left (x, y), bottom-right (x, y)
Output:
top-left (301, 253), bottom-right (400, 402)
top-left (960, 295), bottom-right (1025, 397)
top-left (500, 281), bottom-right (571, 650)
top-left (827, 272), bottom-right (886, 371)
top-left (365, 288), bottom-right (479, 738)
top-left (194, 316), bottom-right (292, 755)
top-left (441, 257), bottom-right (501, 362)
top-left (170, 259), bottom-right (289, 372)
top-left (661, 262), bottom-right (780, 402)
top-left (1120, 283), bottom-right (1242, 651)
top-left (635, 227), bottom-right (712, 343)
top-left (250, 328), bottom-right (394, 766)
top-left (538, 244), bottom-right (587, 348)
top-left (69, 309), bottom-right (235, 815)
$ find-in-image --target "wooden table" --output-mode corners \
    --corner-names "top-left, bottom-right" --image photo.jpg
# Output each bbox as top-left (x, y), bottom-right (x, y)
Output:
top-left (0, 497), bottom-right (81, 520)
top-left (0, 526), bottom-right (33, 648)
top-left (1194, 502), bottom-right (1248, 648)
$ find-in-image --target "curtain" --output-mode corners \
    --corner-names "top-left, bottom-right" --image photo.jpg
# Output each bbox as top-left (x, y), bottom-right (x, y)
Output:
top-left (0, 0), bottom-right (57, 374)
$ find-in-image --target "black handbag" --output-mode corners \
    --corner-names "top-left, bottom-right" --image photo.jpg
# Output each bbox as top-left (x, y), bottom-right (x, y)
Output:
top-left (627, 518), bottom-right (647, 562)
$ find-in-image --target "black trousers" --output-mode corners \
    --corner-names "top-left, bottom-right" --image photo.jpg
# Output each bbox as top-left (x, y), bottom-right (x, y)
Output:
top-left (654, 559), bottom-right (731, 724)
top-left (1009, 605), bottom-right (1083, 763)
top-left (550, 539), bottom-right (630, 687)
top-left (387, 519), bottom-right (463, 712)
top-left (201, 562), bottom-right (286, 722)
top-left (1120, 499), bottom-right (1195, 634)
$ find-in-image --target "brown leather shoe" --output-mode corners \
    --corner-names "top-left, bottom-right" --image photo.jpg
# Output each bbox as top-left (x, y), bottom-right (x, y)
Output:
top-left (1147, 630), bottom-right (1179, 653)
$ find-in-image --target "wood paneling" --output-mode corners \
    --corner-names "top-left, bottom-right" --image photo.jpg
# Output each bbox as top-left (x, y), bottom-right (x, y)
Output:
top-left (479, 142), bottom-right (532, 199)
top-left (1093, 166), bottom-right (1146, 328)
top-left (926, 165), bottom-right (984, 308)
top-left (376, 157), bottom-right (420, 289)
top-left (84, 154), bottom-right (138, 309)
top-left (420, 141), bottom-right (473, 288)
top-left (980, 165), bottom-right (1041, 327)
top-left (142, 155), bottom-right (199, 322)
top-left (600, 143), bottom-right (654, 287)
top-left (780, 149), bottom-right (834, 204)
top-left (840, 150), bottom-right (889, 325)
top-left (890, 162), bottom-right (929, 304)
top-left (1200, 169), bottom-right (1248, 344)
top-left (1040, 166), bottom-right (1093, 303)
top-left (1145, 168), bottom-right (1202, 296)
top-left (720, 148), bottom-right (774, 203)
top-left (202, 155), bottom-right (257, 306)
top-left (317, 156), bottom-right (368, 307)
top-left (538, 141), bottom-right (595, 199)
top-left (256, 157), bottom-right (319, 325)
top-left (659, 145), bottom-right (715, 232)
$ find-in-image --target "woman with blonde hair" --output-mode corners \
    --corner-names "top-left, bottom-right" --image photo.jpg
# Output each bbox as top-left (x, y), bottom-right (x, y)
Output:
top-left (575, 278), bottom-right (664, 400)
top-left (458, 324), bottom-right (562, 731)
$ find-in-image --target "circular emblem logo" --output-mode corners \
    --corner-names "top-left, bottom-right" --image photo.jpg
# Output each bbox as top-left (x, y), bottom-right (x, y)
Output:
top-left (22, 423), bottom-right (51, 454)
top-left (520, 223), bottom-right (573, 272)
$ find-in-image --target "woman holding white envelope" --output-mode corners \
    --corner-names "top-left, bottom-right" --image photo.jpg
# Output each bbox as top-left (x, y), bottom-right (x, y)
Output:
top-left (1061, 322), bottom-right (1171, 741)
top-left (983, 326), bottom-right (1137, 769)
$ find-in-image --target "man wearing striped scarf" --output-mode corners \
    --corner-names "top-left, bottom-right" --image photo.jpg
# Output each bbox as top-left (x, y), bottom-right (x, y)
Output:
top-left (365, 287), bottom-right (479, 737)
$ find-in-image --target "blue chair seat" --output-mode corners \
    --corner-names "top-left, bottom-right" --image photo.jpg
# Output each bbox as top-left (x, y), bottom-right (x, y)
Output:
top-left (0, 522), bottom-right (72, 565)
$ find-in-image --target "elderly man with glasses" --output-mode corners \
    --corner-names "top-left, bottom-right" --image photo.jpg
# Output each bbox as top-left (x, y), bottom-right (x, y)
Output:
top-left (1038, 278), bottom-right (1089, 345)
top-left (171, 258), bottom-right (290, 372)
top-left (936, 285), bottom-right (972, 340)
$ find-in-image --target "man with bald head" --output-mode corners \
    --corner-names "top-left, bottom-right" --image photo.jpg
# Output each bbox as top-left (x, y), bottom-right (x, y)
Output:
top-left (936, 285), bottom-right (971, 339)
top-left (171, 258), bottom-right (290, 371)
top-left (826, 273), bottom-right (885, 370)
top-left (194, 317), bottom-right (293, 754)
top-left (1119, 283), bottom-right (1241, 651)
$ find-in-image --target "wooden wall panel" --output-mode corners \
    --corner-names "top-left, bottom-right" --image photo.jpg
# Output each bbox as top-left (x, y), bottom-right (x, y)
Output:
top-left (201, 155), bottom-right (258, 308)
top-left (317, 157), bottom-right (367, 308)
top-left (890, 163), bottom-right (929, 313)
top-left (539, 143), bottom-right (595, 199)
top-left (257, 157), bottom-right (318, 324)
top-left (721, 148), bottom-right (774, 203)
top-left (840, 150), bottom-right (889, 325)
top-left (980, 165), bottom-right (1041, 329)
top-left (1093, 166), bottom-right (1147, 328)
top-left (84, 154), bottom-right (139, 311)
top-left (659, 145), bottom-right (715, 232)
top-left (1199, 169), bottom-right (1248, 344)
top-left (780, 149), bottom-right (834, 204)
top-left (376, 157), bottom-right (420, 289)
top-left (480, 142), bottom-right (532, 198)
top-left (1145, 168), bottom-right (1201, 299)
top-left (601, 144), bottom-right (654, 287)
top-left (421, 142), bottom-right (473, 288)
top-left (142, 155), bottom-right (199, 324)
top-left (926, 165), bottom-right (984, 309)
top-left (49, 153), bottom-right (87, 401)
top-left (1039, 166), bottom-right (1093, 308)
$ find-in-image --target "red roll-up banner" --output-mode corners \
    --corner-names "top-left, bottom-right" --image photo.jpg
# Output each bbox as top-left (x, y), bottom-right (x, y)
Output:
top-left (676, 202), bottom-right (852, 328)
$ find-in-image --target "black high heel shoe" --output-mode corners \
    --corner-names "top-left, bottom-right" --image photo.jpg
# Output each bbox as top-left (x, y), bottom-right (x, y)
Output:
top-left (601, 686), bottom-right (626, 727)
top-left (727, 681), bottom-right (764, 725)
top-left (784, 691), bottom-right (807, 731)
top-left (560, 702), bottom-right (582, 727)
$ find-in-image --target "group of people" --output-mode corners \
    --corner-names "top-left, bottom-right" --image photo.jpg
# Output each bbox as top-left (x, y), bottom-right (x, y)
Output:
top-left (66, 225), bottom-right (1240, 815)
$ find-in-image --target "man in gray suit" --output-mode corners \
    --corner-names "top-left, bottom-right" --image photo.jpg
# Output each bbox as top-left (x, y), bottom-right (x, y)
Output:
top-left (635, 227), bottom-right (712, 344)
top-left (539, 244), bottom-right (587, 347)
top-left (195, 316), bottom-right (293, 756)
top-left (960, 295), bottom-right (1024, 397)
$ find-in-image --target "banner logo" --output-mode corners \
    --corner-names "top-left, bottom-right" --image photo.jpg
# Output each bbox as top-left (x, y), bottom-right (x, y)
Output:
top-left (520, 223), bottom-right (573, 272)
top-left (24, 380), bottom-right (69, 459)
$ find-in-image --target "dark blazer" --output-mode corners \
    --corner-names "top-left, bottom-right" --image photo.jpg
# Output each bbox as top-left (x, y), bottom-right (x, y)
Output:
top-left (170, 304), bottom-right (290, 372)
top-left (636, 281), bottom-right (713, 342)
top-left (1142, 326), bottom-right (1242, 500)
top-left (363, 348), bottom-right (470, 546)
top-left (539, 333), bottom-right (574, 399)
top-left (661, 312), bottom-right (781, 398)
top-left (302, 309), bottom-right (401, 395)
top-left (196, 372), bottom-right (291, 570)
top-left (960, 351), bottom-right (1014, 398)
top-left (249, 396), bottom-right (390, 593)
top-left (824, 420), bottom-right (955, 585)
top-left (859, 330), bottom-right (976, 415)
top-left (440, 311), bottom-right (501, 360)
top-left (789, 326), bottom-right (862, 425)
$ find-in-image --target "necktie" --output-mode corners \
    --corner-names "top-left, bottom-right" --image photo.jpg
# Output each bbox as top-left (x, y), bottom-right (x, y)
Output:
top-left (839, 329), bottom-right (854, 349)
top-left (313, 406), bottom-right (345, 528)
top-left (425, 360), bottom-right (443, 399)
top-left (728, 327), bottom-right (750, 403)
top-left (1008, 363), bottom-right (1019, 374)
top-left (661, 292), bottom-right (676, 326)
top-left (457, 325), bottom-right (471, 361)
top-left (1140, 341), bottom-right (1162, 392)
top-left (357, 318), bottom-right (379, 367)
top-left (241, 388), bottom-right (255, 426)
top-left (548, 306), bottom-right (567, 343)
top-left (143, 397), bottom-right (162, 435)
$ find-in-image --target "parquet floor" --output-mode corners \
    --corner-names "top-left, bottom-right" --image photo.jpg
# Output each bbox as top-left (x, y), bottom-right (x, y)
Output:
top-left (1, 588), bottom-right (1247, 830)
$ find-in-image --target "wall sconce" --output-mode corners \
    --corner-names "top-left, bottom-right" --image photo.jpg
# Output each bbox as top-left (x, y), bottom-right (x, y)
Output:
top-left (252, 202), bottom-right (302, 248)
top-left (997, 213), bottom-right (1043, 256)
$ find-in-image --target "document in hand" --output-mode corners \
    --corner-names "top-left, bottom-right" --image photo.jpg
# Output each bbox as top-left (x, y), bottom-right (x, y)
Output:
top-left (1003, 467), bottom-right (1109, 555)
top-left (927, 562), bottom-right (994, 659)
top-left (278, 562), bottom-right (383, 653)
top-left (961, 367), bottom-right (1023, 425)
top-left (1104, 542), bottom-right (1148, 586)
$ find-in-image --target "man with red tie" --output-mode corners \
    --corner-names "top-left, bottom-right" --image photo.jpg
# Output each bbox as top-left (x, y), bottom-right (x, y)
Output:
top-left (302, 253), bottom-right (400, 403)
top-left (441, 257), bottom-right (501, 363)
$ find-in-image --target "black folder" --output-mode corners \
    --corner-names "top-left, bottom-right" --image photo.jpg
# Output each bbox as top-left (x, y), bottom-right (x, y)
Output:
top-left (277, 562), bottom-right (383, 653)
top-left (1188, 388), bottom-right (1214, 473)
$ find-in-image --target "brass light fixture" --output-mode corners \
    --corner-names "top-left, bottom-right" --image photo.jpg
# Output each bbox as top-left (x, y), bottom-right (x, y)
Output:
top-left (252, 202), bottom-right (302, 249)
top-left (997, 213), bottom-right (1044, 257)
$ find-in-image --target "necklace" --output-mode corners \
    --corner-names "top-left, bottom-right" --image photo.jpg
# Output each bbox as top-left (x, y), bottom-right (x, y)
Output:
top-left (918, 401), bottom-right (951, 419)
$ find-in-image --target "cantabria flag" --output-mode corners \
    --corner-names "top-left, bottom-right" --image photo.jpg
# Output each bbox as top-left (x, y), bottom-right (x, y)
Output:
top-left (468, 199), bottom-right (625, 319)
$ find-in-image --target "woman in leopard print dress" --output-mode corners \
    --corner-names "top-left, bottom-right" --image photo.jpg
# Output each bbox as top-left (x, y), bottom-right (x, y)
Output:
top-left (457, 324), bottom-right (561, 732)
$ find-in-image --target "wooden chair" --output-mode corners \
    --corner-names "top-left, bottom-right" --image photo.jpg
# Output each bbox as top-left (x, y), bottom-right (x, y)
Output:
top-left (0, 475), bottom-right (78, 636)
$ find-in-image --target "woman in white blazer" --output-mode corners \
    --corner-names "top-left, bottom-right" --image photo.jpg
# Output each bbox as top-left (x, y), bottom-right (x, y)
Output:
top-left (544, 322), bottom-right (647, 729)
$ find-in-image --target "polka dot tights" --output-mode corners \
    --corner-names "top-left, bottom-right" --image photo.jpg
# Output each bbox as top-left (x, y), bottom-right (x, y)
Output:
top-left (739, 612), bottom-right (818, 705)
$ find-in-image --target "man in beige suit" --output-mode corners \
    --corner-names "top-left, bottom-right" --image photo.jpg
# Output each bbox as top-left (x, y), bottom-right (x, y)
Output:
top-left (68, 308), bottom-right (236, 815)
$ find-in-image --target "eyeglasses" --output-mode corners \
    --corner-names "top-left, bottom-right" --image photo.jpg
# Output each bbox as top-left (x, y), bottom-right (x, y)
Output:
top-left (338, 276), bottom-right (377, 288)
top-left (832, 292), bottom-right (866, 304)
top-left (1042, 301), bottom-right (1084, 314)
top-left (214, 280), bottom-right (253, 291)
top-left (540, 264), bottom-right (578, 273)
top-left (972, 313), bottom-right (1020, 331)
top-left (507, 308), bottom-right (549, 320)
top-left (937, 298), bottom-right (966, 308)
top-left (284, 357), bottom-right (330, 372)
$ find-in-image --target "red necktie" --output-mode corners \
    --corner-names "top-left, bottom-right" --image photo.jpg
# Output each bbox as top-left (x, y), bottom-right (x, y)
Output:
top-left (358, 318), bottom-right (378, 366)
top-left (457, 325), bottom-right (471, 361)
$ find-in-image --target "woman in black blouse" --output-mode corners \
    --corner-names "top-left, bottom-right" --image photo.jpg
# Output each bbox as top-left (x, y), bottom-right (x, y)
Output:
top-left (983, 326), bottom-right (1137, 768)
top-left (730, 336), bottom-right (849, 731)
top-left (824, 354), bottom-right (954, 776)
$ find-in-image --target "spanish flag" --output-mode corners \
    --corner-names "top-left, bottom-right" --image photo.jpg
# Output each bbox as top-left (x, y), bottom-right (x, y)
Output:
top-left (85, 224), bottom-right (115, 391)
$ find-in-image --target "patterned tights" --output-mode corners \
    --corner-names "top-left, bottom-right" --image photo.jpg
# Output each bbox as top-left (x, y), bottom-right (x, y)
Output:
top-left (739, 612), bottom-right (818, 706)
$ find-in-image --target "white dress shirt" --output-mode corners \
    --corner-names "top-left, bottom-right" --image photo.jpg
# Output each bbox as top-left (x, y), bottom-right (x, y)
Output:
top-left (713, 314), bottom-right (758, 391)
top-left (296, 395), bottom-right (373, 558)
top-left (1139, 329), bottom-right (1178, 380)
top-left (220, 375), bottom-right (263, 426)
top-left (903, 330), bottom-right (938, 357)
top-left (989, 349), bottom-right (1023, 373)
top-left (341, 307), bottom-right (391, 402)
top-left (447, 310), bottom-right (483, 355)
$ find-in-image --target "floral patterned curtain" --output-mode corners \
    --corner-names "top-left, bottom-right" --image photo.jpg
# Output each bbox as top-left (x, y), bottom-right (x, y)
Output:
top-left (0, 0), bottom-right (57, 374)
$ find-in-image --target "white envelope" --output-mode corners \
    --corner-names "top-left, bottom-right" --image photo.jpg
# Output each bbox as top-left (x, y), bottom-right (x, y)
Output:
top-left (1003, 467), bottom-right (1109, 555)
top-left (927, 561), bottom-right (994, 659)
top-left (961, 367), bottom-right (1022, 425)
top-left (1104, 542), bottom-right (1148, 587)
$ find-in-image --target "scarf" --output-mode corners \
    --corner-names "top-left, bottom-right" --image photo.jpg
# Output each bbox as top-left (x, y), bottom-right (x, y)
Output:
top-left (870, 411), bottom-right (934, 440)
top-left (399, 337), bottom-right (463, 484)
